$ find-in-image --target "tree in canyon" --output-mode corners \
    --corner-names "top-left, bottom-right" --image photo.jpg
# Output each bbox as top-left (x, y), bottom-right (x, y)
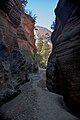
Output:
top-left (36, 38), bottom-right (51, 68)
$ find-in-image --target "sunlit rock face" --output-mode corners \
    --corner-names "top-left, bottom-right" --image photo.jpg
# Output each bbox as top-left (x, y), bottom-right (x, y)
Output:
top-left (17, 13), bottom-right (38, 72)
top-left (46, 0), bottom-right (80, 117)
top-left (18, 13), bottom-right (37, 55)
top-left (0, 0), bottom-right (29, 106)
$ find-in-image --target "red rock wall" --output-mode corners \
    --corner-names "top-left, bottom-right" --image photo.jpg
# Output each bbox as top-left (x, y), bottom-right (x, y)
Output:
top-left (46, 0), bottom-right (80, 117)
top-left (17, 13), bottom-right (38, 72)
top-left (17, 13), bottom-right (37, 54)
top-left (0, 0), bottom-right (29, 106)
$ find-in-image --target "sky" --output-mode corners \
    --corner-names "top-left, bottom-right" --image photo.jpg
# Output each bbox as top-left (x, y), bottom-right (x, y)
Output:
top-left (25, 0), bottom-right (58, 31)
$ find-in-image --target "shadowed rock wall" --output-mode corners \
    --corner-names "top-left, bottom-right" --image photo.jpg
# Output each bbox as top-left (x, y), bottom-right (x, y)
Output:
top-left (46, 0), bottom-right (80, 117)
top-left (0, 0), bottom-right (29, 106)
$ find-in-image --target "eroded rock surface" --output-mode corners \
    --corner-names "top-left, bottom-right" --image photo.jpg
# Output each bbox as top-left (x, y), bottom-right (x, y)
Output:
top-left (17, 13), bottom-right (38, 73)
top-left (0, 0), bottom-right (29, 106)
top-left (46, 0), bottom-right (80, 117)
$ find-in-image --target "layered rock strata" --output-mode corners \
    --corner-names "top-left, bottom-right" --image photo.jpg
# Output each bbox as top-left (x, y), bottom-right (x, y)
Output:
top-left (46, 0), bottom-right (80, 117)
top-left (0, 0), bottom-right (29, 106)
top-left (17, 13), bottom-right (38, 72)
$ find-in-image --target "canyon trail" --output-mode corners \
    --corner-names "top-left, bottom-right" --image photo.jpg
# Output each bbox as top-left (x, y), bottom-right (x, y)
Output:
top-left (0, 68), bottom-right (79, 120)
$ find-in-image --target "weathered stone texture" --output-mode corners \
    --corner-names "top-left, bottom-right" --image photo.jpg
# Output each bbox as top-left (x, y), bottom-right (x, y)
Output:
top-left (17, 13), bottom-right (38, 72)
top-left (10, 50), bottom-right (29, 87)
top-left (0, 0), bottom-right (21, 28)
top-left (46, 0), bottom-right (80, 117)
top-left (18, 13), bottom-right (37, 54)
top-left (0, 0), bottom-right (29, 106)
top-left (0, 10), bottom-right (18, 52)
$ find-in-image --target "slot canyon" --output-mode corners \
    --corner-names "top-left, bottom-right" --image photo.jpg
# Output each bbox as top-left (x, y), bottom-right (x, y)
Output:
top-left (0, 0), bottom-right (80, 120)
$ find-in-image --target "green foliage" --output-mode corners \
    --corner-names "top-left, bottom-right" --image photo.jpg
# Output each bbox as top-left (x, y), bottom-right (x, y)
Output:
top-left (50, 21), bottom-right (56, 30)
top-left (35, 37), bottom-right (51, 68)
top-left (41, 41), bottom-right (50, 65)
top-left (32, 14), bottom-right (37, 23)
top-left (22, 0), bottom-right (28, 6)
top-left (36, 37), bottom-right (43, 53)
top-left (24, 9), bottom-right (37, 23)
top-left (22, 0), bottom-right (28, 11)
top-left (22, 1), bottom-right (37, 22)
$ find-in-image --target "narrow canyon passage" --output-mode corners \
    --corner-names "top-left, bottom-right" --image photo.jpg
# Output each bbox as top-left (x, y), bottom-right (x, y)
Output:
top-left (0, 69), bottom-right (79, 120)
top-left (0, 0), bottom-right (80, 120)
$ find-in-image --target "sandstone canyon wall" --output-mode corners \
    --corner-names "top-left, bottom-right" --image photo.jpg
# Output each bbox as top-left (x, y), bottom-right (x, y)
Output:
top-left (17, 13), bottom-right (38, 72)
top-left (0, 0), bottom-right (37, 106)
top-left (46, 0), bottom-right (80, 117)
